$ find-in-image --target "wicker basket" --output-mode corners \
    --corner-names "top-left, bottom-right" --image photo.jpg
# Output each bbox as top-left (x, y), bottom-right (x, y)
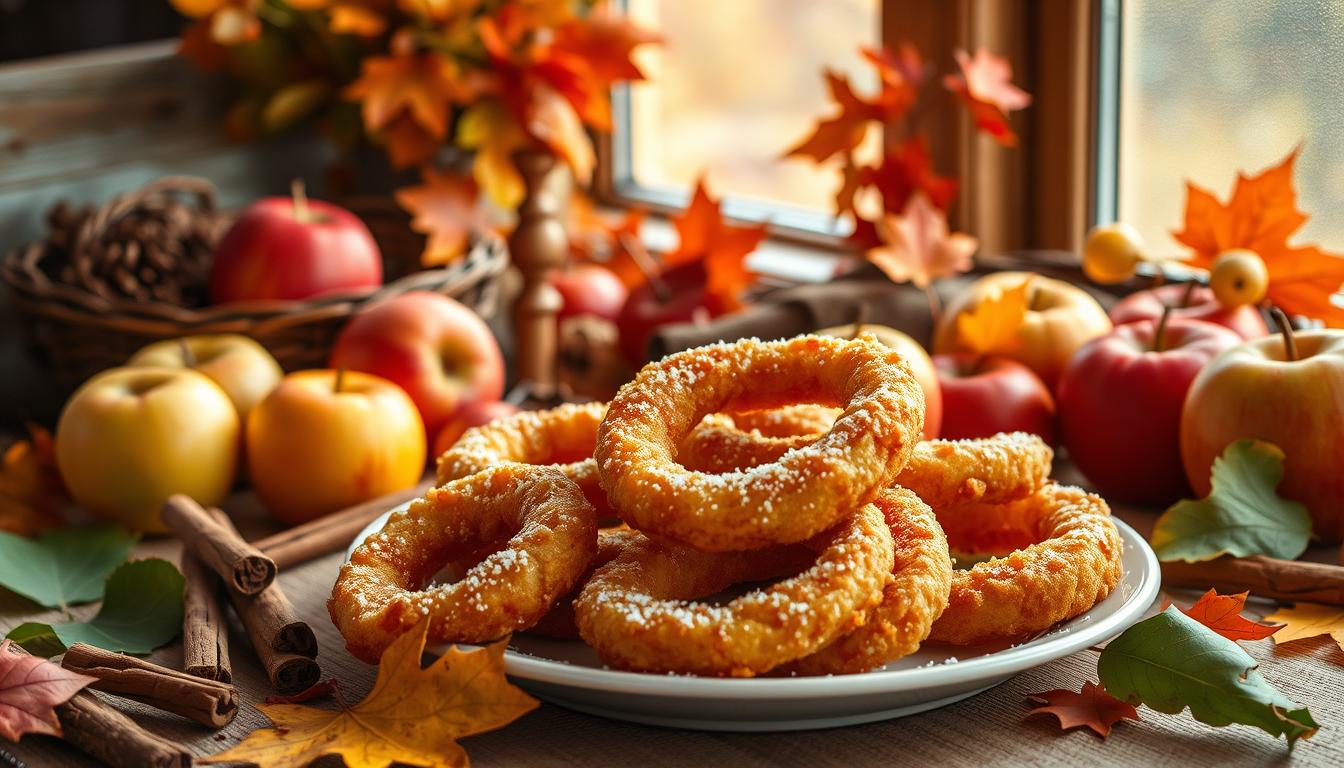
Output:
top-left (1, 196), bottom-right (508, 392)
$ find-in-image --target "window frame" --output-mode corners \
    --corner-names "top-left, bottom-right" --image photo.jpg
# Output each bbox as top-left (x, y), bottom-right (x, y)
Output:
top-left (595, 0), bottom-right (1110, 255)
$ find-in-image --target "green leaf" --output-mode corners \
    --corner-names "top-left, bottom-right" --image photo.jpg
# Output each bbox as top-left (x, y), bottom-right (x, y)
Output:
top-left (1151, 439), bottom-right (1311, 562)
top-left (6, 559), bottom-right (185, 656)
top-left (0, 525), bottom-right (137, 608)
top-left (1099, 606), bottom-right (1319, 746)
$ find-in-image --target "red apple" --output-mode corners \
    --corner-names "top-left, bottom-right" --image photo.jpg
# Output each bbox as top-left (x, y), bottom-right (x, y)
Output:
top-left (553, 263), bottom-right (629, 322)
top-left (1181, 328), bottom-right (1344, 540)
top-left (934, 354), bottom-right (1056, 444)
top-left (1110, 284), bottom-right (1268, 340)
top-left (209, 189), bottom-right (381, 304)
top-left (329, 291), bottom-right (505, 438)
top-left (1058, 317), bottom-right (1242, 504)
top-left (616, 261), bottom-right (726, 366)
top-left (431, 400), bottom-right (521, 459)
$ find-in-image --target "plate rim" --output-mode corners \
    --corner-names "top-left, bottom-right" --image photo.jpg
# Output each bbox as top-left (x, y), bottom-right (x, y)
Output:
top-left (348, 504), bottom-right (1161, 700)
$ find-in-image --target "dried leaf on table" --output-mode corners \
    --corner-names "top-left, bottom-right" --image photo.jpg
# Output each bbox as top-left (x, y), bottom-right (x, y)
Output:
top-left (0, 639), bottom-right (96, 742)
top-left (202, 621), bottom-right (538, 768)
top-left (0, 426), bottom-right (67, 537)
top-left (1173, 148), bottom-right (1344, 326)
top-left (662, 178), bottom-right (768, 310)
top-left (954, 276), bottom-right (1030, 357)
top-left (1150, 439), bottom-right (1312, 563)
top-left (7, 559), bottom-right (185, 657)
top-left (395, 168), bottom-right (492, 267)
top-left (1263, 603), bottom-right (1344, 654)
top-left (1179, 590), bottom-right (1281, 642)
top-left (0, 525), bottom-right (136, 608)
top-left (1098, 606), bottom-right (1319, 746)
top-left (866, 192), bottom-right (977, 290)
top-left (1025, 681), bottom-right (1140, 739)
top-left (943, 47), bottom-right (1031, 147)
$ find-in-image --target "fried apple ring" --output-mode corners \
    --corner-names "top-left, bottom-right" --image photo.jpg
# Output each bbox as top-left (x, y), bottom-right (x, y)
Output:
top-left (596, 335), bottom-right (925, 550)
top-left (525, 527), bottom-right (640, 640)
top-left (575, 503), bottom-right (896, 676)
top-left (682, 419), bottom-right (1053, 510)
top-left (436, 402), bottom-right (611, 516)
top-left (928, 483), bottom-right (1123, 645)
top-left (783, 486), bottom-right (952, 675)
top-left (329, 464), bottom-right (598, 663)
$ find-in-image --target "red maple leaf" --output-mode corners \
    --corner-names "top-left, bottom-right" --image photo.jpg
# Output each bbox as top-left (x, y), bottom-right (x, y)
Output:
top-left (944, 47), bottom-right (1031, 147)
top-left (1173, 148), bottom-right (1344, 326)
top-left (1026, 681), bottom-right (1140, 739)
top-left (1178, 590), bottom-right (1281, 642)
top-left (662, 177), bottom-right (768, 310)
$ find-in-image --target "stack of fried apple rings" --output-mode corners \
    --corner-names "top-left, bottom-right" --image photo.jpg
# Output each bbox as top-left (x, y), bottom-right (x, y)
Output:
top-left (331, 334), bottom-right (1124, 675)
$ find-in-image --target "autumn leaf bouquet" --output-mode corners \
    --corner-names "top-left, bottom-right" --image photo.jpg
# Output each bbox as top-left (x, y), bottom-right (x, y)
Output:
top-left (786, 44), bottom-right (1030, 313)
top-left (170, 0), bottom-right (658, 262)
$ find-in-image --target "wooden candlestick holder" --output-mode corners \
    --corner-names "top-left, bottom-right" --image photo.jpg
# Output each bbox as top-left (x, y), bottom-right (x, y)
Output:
top-left (508, 148), bottom-right (572, 398)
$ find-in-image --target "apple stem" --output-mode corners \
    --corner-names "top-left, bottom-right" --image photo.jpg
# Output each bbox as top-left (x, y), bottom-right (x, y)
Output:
top-left (291, 178), bottom-right (310, 223)
top-left (1271, 307), bottom-right (1298, 362)
top-left (924, 286), bottom-right (942, 324)
top-left (1178, 279), bottom-right (1196, 308)
top-left (848, 304), bottom-right (870, 340)
top-left (617, 231), bottom-right (672, 303)
top-left (333, 367), bottom-right (346, 394)
top-left (177, 338), bottom-right (196, 368)
top-left (1153, 302), bottom-right (1173, 353)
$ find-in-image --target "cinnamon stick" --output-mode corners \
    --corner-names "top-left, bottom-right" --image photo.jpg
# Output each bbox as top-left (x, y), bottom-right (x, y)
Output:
top-left (208, 508), bottom-right (321, 694)
top-left (1161, 555), bottom-right (1344, 606)
top-left (2, 643), bottom-right (190, 768)
top-left (181, 549), bottom-right (231, 683)
top-left (254, 479), bottom-right (432, 568)
top-left (162, 494), bottom-right (276, 595)
top-left (60, 643), bottom-right (237, 728)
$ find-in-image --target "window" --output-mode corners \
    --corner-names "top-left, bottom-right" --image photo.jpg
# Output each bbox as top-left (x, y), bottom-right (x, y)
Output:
top-left (611, 0), bottom-right (881, 237)
top-left (1113, 0), bottom-right (1344, 254)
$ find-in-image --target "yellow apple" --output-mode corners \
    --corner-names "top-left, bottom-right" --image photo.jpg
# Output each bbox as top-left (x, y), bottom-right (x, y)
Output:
top-left (1181, 329), bottom-right (1344, 540)
top-left (818, 324), bottom-right (942, 439)
top-left (247, 369), bottom-right (426, 525)
top-left (55, 367), bottom-right (240, 533)
top-left (933, 271), bottom-right (1112, 389)
top-left (127, 334), bottom-right (283, 422)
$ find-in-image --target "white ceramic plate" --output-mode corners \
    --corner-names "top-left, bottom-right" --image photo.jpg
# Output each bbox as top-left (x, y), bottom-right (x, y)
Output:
top-left (348, 505), bottom-right (1160, 732)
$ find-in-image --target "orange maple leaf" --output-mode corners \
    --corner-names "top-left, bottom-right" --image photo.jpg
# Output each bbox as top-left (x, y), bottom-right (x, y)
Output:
top-left (1178, 590), bottom-right (1281, 642)
top-left (345, 51), bottom-right (469, 141)
top-left (201, 621), bottom-right (537, 768)
top-left (662, 177), bottom-right (768, 310)
top-left (1173, 148), bottom-right (1344, 326)
top-left (955, 276), bottom-right (1030, 356)
top-left (0, 425), bottom-right (67, 537)
top-left (552, 3), bottom-right (661, 92)
top-left (1263, 602), bottom-right (1344, 653)
top-left (395, 168), bottom-right (492, 267)
top-left (944, 47), bottom-right (1031, 147)
top-left (379, 113), bottom-right (440, 169)
top-left (328, 2), bottom-right (389, 36)
top-left (867, 192), bottom-right (977, 290)
top-left (1026, 681), bottom-right (1140, 739)
top-left (785, 71), bottom-right (875, 163)
top-left (569, 192), bottom-right (648, 286)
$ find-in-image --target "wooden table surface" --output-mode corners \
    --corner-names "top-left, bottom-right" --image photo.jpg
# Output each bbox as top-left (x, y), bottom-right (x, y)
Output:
top-left (4, 479), bottom-right (1343, 768)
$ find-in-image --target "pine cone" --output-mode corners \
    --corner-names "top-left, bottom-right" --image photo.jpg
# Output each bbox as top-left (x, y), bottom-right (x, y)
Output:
top-left (39, 177), bottom-right (226, 307)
